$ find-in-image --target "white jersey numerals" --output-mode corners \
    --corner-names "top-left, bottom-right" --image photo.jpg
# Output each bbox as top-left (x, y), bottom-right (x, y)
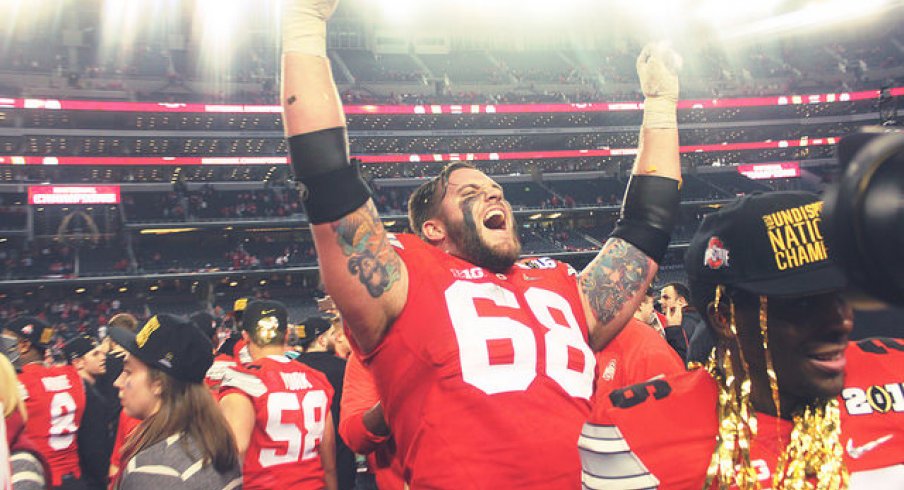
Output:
top-left (445, 280), bottom-right (595, 398)
top-left (260, 390), bottom-right (328, 468)
top-left (48, 392), bottom-right (78, 451)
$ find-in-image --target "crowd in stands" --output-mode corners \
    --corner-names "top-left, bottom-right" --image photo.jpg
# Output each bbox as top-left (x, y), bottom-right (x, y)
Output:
top-left (123, 185), bottom-right (302, 222)
top-left (0, 241), bottom-right (77, 280)
top-left (0, 295), bottom-right (146, 351)
top-left (2, 21), bottom-right (901, 106)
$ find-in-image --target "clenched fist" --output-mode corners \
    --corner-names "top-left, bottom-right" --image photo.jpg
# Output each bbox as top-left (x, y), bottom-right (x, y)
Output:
top-left (636, 42), bottom-right (682, 129)
top-left (282, 0), bottom-right (340, 57)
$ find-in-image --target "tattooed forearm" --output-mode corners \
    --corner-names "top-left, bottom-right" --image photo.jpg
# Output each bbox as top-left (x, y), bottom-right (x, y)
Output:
top-left (580, 238), bottom-right (651, 325)
top-left (331, 202), bottom-right (402, 298)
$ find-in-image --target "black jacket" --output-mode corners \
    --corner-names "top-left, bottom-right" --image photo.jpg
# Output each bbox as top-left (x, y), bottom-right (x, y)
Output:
top-left (296, 352), bottom-right (357, 490)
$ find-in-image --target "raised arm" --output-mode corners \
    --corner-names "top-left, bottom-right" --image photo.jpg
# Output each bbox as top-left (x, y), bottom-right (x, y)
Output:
top-left (581, 43), bottom-right (682, 351)
top-left (280, 0), bottom-right (407, 353)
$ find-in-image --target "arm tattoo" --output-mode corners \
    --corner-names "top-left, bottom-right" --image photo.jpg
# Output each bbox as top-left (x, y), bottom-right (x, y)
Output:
top-left (580, 238), bottom-right (651, 325)
top-left (331, 202), bottom-right (402, 298)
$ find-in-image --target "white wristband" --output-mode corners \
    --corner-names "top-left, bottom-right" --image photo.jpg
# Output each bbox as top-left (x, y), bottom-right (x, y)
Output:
top-left (642, 97), bottom-right (678, 129)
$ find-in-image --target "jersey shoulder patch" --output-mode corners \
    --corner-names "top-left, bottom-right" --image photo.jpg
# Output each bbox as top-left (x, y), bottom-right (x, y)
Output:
top-left (516, 256), bottom-right (559, 270)
top-left (608, 378), bottom-right (674, 410)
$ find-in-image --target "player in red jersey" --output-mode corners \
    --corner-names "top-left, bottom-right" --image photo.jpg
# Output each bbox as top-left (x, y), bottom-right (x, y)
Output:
top-left (190, 310), bottom-right (238, 395)
top-left (277, 0), bottom-right (682, 486)
top-left (338, 352), bottom-right (404, 490)
top-left (3, 317), bottom-right (86, 489)
top-left (593, 317), bottom-right (684, 402)
top-left (220, 300), bottom-right (337, 490)
top-left (580, 192), bottom-right (904, 489)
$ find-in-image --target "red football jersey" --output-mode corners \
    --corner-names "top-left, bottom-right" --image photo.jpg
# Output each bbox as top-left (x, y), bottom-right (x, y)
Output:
top-left (593, 317), bottom-right (684, 404)
top-left (579, 338), bottom-right (904, 489)
top-left (220, 355), bottom-right (334, 490)
top-left (356, 234), bottom-right (596, 489)
top-left (18, 363), bottom-right (86, 486)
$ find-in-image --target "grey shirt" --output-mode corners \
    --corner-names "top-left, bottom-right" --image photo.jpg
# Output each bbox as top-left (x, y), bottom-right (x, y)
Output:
top-left (118, 433), bottom-right (241, 490)
top-left (10, 451), bottom-right (45, 490)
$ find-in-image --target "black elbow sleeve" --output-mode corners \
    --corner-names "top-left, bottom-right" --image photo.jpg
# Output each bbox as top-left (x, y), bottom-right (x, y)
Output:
top-left (610, 174), bottom-right (681, 264)
top-left (288, 127), bottom-right (372, 224)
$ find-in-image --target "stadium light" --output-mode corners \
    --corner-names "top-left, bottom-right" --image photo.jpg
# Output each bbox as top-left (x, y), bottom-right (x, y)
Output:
top-left (377, 0), bottom-right (420, 23)
top-left (720, 0), bottom-right (893, 40)
top-left (194, 0), bottom-right (248, 82)
top-left (373, 0), bottom-right (594, 24)
top-left (693, 0), bottom-right (784, 26)
top-left (99, 0), bottom-right (169, 64)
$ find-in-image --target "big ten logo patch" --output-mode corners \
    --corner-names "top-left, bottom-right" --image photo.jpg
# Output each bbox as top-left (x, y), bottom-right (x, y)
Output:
top-left (451, 267), bottom-right (485, 280)
top-left (842, 383), bottom-right (904, 415)
top-left (762, 201), bottom-right (828, 271)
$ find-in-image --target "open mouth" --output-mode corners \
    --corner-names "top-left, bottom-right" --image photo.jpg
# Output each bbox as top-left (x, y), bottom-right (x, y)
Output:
top-left (483, 209), bottom-right (506, 230)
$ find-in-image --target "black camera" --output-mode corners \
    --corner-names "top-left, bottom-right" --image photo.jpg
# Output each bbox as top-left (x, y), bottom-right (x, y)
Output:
top-left (824, 127), bottom-right (904, 306)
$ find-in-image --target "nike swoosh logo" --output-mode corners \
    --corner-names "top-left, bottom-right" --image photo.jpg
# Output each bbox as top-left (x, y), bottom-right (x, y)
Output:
top-left (522, 274), bottom-right (542, 282)
top-left (846, 434), bottom-right (893, 459)
top-left (261, 309), bottom-right (276, 315)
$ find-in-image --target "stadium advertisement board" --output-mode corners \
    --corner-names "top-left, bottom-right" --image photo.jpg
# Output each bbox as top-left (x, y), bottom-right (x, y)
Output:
top-left (737, 162), bottom-right (801, 180)
top-left (28, 185), bottom-right (121, 205)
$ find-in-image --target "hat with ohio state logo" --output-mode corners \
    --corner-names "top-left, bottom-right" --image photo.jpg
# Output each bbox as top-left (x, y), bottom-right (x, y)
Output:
top-left (3, 316), bottom-right (54, 350)
top-left (686, 191), bottom-right (847, 299)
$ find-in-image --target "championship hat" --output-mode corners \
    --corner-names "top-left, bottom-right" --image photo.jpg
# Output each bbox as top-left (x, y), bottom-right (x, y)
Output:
top-left (686, 191), bottom-right (846, 301)
top-left (109, 314), bottom-right (213, 384)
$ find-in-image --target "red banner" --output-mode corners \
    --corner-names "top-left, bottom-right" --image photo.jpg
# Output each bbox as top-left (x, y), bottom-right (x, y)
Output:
top-left (0, 87), bottom-right (899, 115)
top-left (28, 185), bottom-right (121, 205)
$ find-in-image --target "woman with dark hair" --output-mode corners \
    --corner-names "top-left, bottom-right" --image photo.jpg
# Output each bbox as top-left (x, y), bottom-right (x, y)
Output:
top-left (109, 314), bottom-right (241, 490)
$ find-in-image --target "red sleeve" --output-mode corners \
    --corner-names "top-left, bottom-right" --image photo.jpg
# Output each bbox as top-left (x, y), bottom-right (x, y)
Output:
top-left (338, 352), bottom-right (389, 454)
top-left (109, 411), bottom-right (141, 486)
top-left (593, 320), bottom-right (685, 408)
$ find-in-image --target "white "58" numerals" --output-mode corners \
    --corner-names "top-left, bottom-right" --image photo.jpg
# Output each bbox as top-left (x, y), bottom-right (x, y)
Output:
top-left (445, 281), bottom-right (595, 398)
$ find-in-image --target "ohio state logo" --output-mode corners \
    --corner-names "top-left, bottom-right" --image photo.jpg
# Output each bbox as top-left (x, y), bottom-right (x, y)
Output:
top-left (704, 236), bottom-right (729, 270)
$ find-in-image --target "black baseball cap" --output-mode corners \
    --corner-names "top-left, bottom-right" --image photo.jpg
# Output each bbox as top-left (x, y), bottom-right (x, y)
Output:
top-left (4, 316), bottom-right (54, 350)
top-left (233, 297), bottom-right (250, 323)
top-left (296, 315), bottom-right (332, 347)
top-left (242, 300), bottom-right (289, 343)
top-left (62, 334), bottom-right (99, 363)
top-left (686, 191), bottom-right (847, 301)
top-left (189, 311), bottom-right (219, 340)
top-left (109, 314), bottom-right (213, 384)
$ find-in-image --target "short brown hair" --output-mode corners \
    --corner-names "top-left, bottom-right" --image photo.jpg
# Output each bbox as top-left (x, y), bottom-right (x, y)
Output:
top-left (107, 312), bottom-right (139, 332)
top-left (407, 162), bottom-right (476, 238)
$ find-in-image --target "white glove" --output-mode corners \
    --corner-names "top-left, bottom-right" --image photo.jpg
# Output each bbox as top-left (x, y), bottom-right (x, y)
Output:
top-left (636, 42), bottom-right (681, 129)
top-left (281, 0), bottom-right (340, 58)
